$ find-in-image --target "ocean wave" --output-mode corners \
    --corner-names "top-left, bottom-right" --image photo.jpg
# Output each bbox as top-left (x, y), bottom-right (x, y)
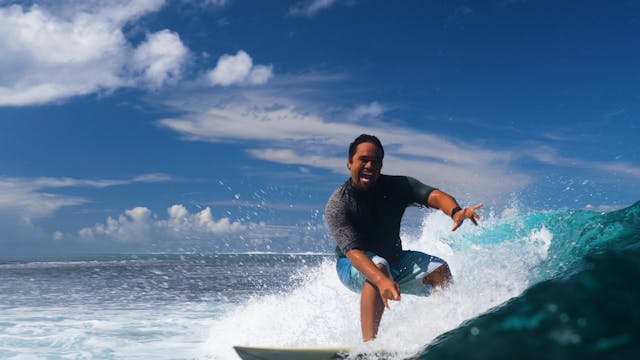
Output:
top-left (418, 201), bottom-right (640, 359)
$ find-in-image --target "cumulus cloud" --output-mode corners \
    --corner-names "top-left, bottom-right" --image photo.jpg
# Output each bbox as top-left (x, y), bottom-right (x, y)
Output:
top-left (78, 204), bottom-right (246, 242)
top-left (79, 206), bottom-right (153, 242)
top-left (0, 4), bottom-right (127, 105)
top-left (132, 30), bottom-right (190, 89)
top-left (164, 204), bottom-right (246, 233)
top-left (207, 50), bottom-right (273, 86)
top-left (0, 1), bottom-right (188, 106)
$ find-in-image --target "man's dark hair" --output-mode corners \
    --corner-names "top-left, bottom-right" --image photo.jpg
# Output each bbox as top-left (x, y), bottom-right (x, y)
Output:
top-left (348, 134), bottom-right (384, 161)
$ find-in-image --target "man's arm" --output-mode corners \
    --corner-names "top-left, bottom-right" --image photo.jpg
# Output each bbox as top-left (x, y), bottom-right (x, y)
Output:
top-left (345, 249), bottom-right (400, 309)
top-left (427, 189), bottom-right (482, 231)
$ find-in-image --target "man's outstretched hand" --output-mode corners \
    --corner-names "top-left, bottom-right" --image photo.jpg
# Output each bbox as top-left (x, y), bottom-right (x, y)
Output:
top-left (452, 203), bottom-right (483, 232)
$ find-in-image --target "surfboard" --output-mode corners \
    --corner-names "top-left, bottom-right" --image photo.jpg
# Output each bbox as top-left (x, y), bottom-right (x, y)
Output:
top-left (233, 345), bottom-right (350, 360)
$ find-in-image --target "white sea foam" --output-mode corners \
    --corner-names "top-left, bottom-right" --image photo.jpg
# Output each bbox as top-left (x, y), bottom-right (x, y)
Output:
top-left (0, 304), bottom-right (215, 360)
top-left (0, 211), bottom-right (555, 359)
top-left (205, 211), bottom-right (554, 359)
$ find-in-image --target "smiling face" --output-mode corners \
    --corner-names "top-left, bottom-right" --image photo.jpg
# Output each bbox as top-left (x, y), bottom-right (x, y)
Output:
top-left (348, 141), bottom-right (383, 191)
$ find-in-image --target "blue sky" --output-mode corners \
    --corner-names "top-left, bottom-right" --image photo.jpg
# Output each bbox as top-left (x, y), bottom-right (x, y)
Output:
top-left (1, 0), bottom-right (638, 255)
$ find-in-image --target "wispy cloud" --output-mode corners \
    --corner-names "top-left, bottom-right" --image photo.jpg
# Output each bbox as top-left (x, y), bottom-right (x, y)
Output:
top-left (525, 144), bottom-right (640, 180)
top-left (201, 0), bottom-right (230, 6)
top-left (445, 5), bottom-right (474, 26)
top-left (0, 174), bottom-right (174, 222)
top-left (289, 0), bottom-right (342, 17)
top-left (247, 148), bottom-right (346, 174)
top-left (157, 95), bottom-right (529, 203)
top-left (349, 101), bottom-right (387, 121)
top-left (595, 162), bottom-right (640, 179)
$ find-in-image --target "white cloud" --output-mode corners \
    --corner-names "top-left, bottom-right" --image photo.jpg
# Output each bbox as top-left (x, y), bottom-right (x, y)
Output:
top-left (0, 174), bottom-right (174, 222)
top-left (526, 145), bottom-right (640, 180)
top-left (289, 0), bottom-right (340, 17)
top-left (0, 0), bottom-right (183, 106)
top-left (157, 88), bottom-right (638, 204)
top-left (79, 206), bottom-right (153, 242)
top-left (164, 204), bottom-right (245, 233)
top-left (0, 4), bottom-right (126, 105)
top-left (78, 204), bottom-right (246, 242)
top-left (202, 0), bottom-right (230, 6)
top-left (53, 231), bottom-right (64, 241)
top-left (131, 173), bottom-right (176, 183)
top-left (159, 102), bottom-right (354, 143)
top-left (132, 29), bottom-right (189, 89)
top-left (158, 100), bottom-right (528, 203)
top-left (247, 64), bottom-right (274, 85)
top-left (248, 148), bottom-right (345, 174)
top-left (207, 50), bottom-right (273, 86)
top-left (0, 178), bottom-right (87, 223)
top-left (595, 162), bottom-right (640, 179)
top-left (350, 101), bottom-right (387, 121)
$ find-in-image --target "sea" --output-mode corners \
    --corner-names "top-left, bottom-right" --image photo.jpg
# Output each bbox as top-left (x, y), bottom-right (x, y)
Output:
top-left (1, 201), bottom-right (639, 359)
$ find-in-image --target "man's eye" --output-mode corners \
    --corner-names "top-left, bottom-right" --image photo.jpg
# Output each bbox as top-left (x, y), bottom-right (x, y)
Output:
top-left (359, 157), bottom-right (380, 165)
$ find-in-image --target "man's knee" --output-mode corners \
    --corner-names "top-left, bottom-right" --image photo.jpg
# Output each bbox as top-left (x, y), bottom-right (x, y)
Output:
top-left (423, 264), bottom-right (452, 287)
top-left (364, 262), bottom-right (391, 289)
top-left (375, 262), bottom-right (392, 277)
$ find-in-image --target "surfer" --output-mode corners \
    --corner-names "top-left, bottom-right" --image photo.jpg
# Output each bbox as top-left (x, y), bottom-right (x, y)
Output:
top-left (325, 134), bottom-right (482, 341)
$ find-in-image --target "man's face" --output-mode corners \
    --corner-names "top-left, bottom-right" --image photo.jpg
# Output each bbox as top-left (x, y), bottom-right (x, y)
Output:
top-left (348, 142), bottom-right (383, 190)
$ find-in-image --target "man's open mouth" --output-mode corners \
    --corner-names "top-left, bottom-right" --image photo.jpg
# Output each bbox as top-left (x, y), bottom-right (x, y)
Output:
top-left (360, 172), bottom-right (373, 182)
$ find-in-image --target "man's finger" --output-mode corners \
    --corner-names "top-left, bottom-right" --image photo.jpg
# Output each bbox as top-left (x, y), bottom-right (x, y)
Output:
top-left (451, 221), bottom-right (462, 231)
top-left (471, 203), bottom-right (484, 211)
top-left (392, 284), bottom-right (401, 301)
top-left (381, 296), bottom-right (390, 310)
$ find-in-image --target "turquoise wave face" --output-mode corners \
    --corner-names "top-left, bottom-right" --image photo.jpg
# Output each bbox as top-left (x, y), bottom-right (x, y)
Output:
top-left (417, 201), bottom-right (640, 359)
top-left (450, 201), bottom-right (640, 281)
top-left (538, 200), bottom-right (640, 280)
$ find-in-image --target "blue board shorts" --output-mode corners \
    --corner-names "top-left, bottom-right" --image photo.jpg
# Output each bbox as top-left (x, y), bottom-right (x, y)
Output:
top-left (336, 250), bottom-right (447, 296)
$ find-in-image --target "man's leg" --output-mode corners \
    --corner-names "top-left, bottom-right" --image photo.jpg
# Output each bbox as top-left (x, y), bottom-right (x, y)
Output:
top-left (422, 263), bottom-right (453, 289)
top-left (360, 262), bottom-right (388, 341)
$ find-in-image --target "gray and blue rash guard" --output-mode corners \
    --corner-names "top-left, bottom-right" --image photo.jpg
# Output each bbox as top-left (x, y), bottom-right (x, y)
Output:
top-left (325, 175), bottom-right (436, 263)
